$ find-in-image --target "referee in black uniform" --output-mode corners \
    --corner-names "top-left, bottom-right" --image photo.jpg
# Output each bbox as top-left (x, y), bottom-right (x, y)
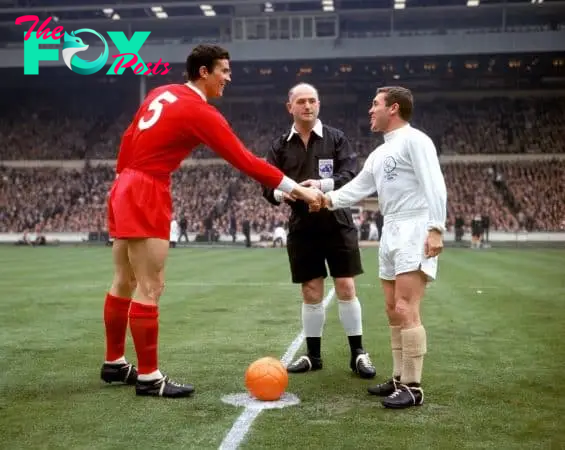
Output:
top-left (262, 83), bottom-right (376, 379)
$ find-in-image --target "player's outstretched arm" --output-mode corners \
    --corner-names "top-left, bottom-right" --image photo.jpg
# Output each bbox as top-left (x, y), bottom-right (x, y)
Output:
top-left (194, 107), bottom-right (319, 206)
top-left (323, 154), bottom-right (377, 211)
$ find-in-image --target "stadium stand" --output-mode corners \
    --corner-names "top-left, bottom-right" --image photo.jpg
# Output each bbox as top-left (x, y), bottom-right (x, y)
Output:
top-left (1, 94), bottom-right (565, 160)
top-left (2, 159), bottom-right (565, 235)
top-left (1, 0), bottom-right (565, 240)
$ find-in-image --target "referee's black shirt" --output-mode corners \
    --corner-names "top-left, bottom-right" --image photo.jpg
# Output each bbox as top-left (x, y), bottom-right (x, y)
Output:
top-left (262, 120), bottom-right (358, 231)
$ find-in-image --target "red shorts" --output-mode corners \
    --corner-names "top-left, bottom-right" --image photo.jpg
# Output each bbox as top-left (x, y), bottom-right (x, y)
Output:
top-left (107, 169), bottom-right (172, 241)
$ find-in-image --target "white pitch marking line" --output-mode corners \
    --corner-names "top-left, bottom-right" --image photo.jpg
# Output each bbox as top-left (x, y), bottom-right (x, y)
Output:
top-left (218, 287), bottom-right (336, 450)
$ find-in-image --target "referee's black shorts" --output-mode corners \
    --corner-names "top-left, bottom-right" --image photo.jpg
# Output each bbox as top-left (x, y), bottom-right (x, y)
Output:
top-left (286, 214), bottom-right (363, 284)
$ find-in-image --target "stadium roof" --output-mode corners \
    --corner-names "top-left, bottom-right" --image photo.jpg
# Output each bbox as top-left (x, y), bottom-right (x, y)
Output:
top-left (0, 0), bottom-right (562, 20)
top-left (0, 0), bottom-right (562, 44)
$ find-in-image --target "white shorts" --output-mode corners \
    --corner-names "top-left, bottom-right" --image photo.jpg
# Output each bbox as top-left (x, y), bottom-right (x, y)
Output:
top-left (379, 214), bottom-right (438, 282)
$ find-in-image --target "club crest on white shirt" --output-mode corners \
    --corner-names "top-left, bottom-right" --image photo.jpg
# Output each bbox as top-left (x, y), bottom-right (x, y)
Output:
top-left (318, 159), bottom-right (334, 178)
top-left (383, 156), bottom-right (398, 181)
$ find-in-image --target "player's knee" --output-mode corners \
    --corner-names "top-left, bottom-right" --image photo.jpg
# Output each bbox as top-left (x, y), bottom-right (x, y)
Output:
top-left (334, 277), bottom-right (356, 300)
top-left (112, 273), bottom-right (137, 297)
top-left (394, 296), bottom-right (412, 317)
top-left (128, 274), bottom-right (137, 292)
top-left (301, 279), bottom-right (324, 304)
top-left (395, 296), bottom-right (421, 326)
top-left (385, 299), bottom-right (396, 317)
top-left (138, 279), bottom-right (164, 302)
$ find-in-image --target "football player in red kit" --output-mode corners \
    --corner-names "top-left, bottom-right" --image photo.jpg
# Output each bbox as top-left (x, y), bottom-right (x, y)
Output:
top-left (100, 44), bottom-right (322, 398)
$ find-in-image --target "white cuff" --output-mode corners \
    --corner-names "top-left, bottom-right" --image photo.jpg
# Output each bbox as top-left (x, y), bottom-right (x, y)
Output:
top-left (325, 191), bottom-right (338, 211)
top-left (319, 178), bottom-right (335, 193)
top-left (273, 189), bottom-right (283, 203)
top-left (427, 222), bottom-right (446, 233)
top-left (276, 175), bottom-right (298, 194)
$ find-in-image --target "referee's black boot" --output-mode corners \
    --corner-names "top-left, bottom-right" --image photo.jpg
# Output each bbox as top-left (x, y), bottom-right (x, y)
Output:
top-left (286, 355), bottom-right (323, 373)
top-left (350, 350), bottom-right (376, 379)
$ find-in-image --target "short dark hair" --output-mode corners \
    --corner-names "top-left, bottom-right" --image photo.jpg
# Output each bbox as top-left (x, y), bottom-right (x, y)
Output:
top-left (185, 44), bottom-right (230, 81)
top-left (377, 86), bottom-right (413, 121)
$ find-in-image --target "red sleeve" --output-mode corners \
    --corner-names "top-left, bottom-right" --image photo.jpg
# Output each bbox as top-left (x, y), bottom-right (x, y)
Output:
top-left (192, 106), bottom-right (286, 189)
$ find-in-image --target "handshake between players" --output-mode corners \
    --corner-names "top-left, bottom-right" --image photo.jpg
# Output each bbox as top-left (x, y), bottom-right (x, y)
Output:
top-left (280, 179), bottom-right (330, 212)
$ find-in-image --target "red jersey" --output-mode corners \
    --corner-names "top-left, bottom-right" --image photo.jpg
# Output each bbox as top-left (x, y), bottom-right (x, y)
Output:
top-left (116, 83), bottom-right (287, 189)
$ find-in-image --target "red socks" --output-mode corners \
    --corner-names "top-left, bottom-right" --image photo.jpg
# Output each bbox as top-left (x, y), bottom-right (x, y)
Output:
top-left (103, 293), bottom-right (131, 362)
top-left (128, 302), bottom-right (159, 375)
top-left (103, 293), bottom-right (160, 375)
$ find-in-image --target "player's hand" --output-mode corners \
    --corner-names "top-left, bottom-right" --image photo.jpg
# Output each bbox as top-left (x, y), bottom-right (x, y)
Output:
top-left (424, 230), bottom-right (443, 258)
top-left (291, 185), bottom-right (323, 209)
top-left (309, 193), bottom-right (331, 212)
top-left (300, 179), bottom-right (322, 190)
top-left (281, 192), bottom-right (297, 202)
top-left (322, 194), bottom-right (332, 210)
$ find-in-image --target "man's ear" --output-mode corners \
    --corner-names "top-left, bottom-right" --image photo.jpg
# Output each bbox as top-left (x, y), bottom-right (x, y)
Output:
top-left (198, 65), bottom-right (209, 79)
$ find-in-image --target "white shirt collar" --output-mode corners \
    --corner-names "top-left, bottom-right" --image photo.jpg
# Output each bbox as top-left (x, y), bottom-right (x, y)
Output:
top-left (384, 123), bottom-right (410, 142)
top-left (287, 119), bottom-right (323, 141)
top-left (185, 82), bottom-right (207, 102)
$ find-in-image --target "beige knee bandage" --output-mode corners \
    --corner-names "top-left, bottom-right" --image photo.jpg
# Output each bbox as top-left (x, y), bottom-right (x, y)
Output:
top-left (400, 326), bottom-right (427, 385)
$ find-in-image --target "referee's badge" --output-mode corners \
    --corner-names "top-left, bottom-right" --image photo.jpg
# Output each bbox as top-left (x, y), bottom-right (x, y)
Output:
top-left (318, 159), bottom-right (334, 178)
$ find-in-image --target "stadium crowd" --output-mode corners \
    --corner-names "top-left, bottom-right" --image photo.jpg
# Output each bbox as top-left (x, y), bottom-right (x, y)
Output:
top-left (1, 94), bottom-right (564, 236)
top-left (1, 95), bottom-right (564, 161)
top-left (1, 160), bottom-right (564, 236)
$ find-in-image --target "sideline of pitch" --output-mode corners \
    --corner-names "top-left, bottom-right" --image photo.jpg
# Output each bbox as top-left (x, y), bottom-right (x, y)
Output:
top-left (1, 281), bottom-right (371, 290)
top-left (3, 280), bottom-right (550, 293)
top-left (218, 287), bottom-right (336, 450)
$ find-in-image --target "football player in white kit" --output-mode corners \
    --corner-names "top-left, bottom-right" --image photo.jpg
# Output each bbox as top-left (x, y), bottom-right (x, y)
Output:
top-left (314, 86), bottom-right (447, 409)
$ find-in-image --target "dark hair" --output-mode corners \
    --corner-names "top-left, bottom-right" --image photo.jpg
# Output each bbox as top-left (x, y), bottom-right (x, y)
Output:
top-left (377, 86), bottom-right (413, 121)
top-left (185, 44), bottom-right (230, 81)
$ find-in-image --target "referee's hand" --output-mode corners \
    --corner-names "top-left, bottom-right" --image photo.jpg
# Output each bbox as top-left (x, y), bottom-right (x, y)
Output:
top-left (299, 179), bottom-right (321, 190)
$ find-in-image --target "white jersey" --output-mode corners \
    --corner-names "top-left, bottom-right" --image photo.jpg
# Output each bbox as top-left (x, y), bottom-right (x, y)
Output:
top-left (326, 124), bottom-right (447, 231)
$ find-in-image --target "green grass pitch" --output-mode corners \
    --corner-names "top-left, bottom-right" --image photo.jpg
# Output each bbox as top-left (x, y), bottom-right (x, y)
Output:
top-left (0, 246), bottom-right (564, 450)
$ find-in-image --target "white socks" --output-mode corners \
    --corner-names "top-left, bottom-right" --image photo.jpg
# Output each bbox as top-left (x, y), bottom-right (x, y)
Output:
top-left (302, 302), bottom-right (326, 337)
top-left (338, 297), bottom-right (363, 336)
top-left (302, 297), bottom-right (363, 337)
